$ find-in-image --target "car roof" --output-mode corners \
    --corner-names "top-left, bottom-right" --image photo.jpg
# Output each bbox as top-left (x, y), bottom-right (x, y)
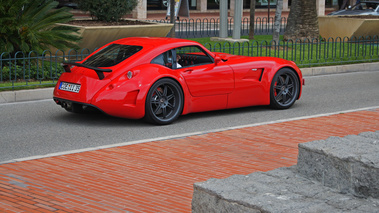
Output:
top-left (111, 37), bottom-right (199, 48)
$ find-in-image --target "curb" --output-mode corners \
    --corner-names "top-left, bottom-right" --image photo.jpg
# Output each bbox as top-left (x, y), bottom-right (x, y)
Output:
top-left (300, 61), bottom-right (379, 76)
top-left (0, 87), bottom-right (54, 104)
top-left (1, 62), bottom-right (378, 104)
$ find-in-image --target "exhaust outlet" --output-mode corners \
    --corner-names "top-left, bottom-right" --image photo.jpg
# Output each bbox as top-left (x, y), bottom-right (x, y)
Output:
top-left (61, 102), bottom-right (68, 109)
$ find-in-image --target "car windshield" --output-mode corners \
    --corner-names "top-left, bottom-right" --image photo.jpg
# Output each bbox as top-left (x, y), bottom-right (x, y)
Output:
top-left (352, 2), bottom-right (378, 10)
top-left (83, 44), bottom-right (142, 67)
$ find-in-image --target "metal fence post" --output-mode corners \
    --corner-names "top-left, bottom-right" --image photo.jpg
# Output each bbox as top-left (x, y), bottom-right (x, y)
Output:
top-left (232, 0), bottom-right (243, 39)
top-left (219, 0), bottom-right (228, 38)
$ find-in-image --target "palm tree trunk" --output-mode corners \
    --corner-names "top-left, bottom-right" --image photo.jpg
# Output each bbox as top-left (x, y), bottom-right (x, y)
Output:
top-left (249, 0), bottom-right (256, 40)
top-left (283, 0), bottom-right (319, 41)
top-left (273, 0), bottom-right (283, 44)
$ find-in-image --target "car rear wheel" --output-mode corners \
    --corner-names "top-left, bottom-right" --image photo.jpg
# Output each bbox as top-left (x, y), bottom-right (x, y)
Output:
top-left (145, 78), bottom-right (183, 125)
top-left (270, 68), bottom-right (300, 109)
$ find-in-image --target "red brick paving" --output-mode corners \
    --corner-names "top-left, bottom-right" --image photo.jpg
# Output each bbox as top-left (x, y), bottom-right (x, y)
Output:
top-left (0, 109), bottom-right (378, 212)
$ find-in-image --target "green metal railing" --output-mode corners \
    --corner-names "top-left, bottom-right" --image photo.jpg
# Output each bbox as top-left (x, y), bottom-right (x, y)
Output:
top-left (151, 17), bottom-right (287, 38)
top-left (0, 49), bottom-right (92, 90)
top-left (204, 36), bottom-right (379, 67)
top-left (1, 36), bottom-right (379, 90)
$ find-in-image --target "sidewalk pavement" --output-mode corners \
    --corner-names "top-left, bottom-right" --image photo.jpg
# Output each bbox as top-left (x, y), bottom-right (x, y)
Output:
top-left (0, 107), bottom-right (378, 212)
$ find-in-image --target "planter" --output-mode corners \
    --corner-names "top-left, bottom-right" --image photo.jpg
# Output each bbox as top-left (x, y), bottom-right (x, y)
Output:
top-left (59, 19), bottom-right (174, 51)
top-left (319, 16), bottom-right (379, 39)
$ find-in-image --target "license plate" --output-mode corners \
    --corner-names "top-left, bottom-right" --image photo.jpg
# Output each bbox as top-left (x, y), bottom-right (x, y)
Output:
top-left (59, 82), bottom-right (81, 93)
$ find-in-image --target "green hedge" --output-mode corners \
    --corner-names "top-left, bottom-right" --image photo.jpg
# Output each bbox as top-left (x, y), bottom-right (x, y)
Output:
top-left (1, 62), bottom-right (63, 82)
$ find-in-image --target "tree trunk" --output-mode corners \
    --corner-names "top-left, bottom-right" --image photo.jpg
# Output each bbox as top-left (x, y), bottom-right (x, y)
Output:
top-left (169, 0), bottom-right (176, 38)
top-left (283, 0), bottom-right (319, 41)
top-left (273, 0), bottom-right (283, 44)
top-left (249, 0), bottom-right (256, 40)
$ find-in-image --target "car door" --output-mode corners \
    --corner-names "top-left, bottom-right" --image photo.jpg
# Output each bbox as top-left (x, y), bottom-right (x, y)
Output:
top-left (176, 46), bottom-right (234, 97)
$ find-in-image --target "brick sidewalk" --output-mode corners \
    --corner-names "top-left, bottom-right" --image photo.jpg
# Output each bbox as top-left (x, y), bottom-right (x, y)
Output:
top-left (1, 109), bottom-right (379, 212)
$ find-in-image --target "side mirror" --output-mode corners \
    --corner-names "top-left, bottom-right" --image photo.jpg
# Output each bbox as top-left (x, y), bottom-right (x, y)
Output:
top-left (214, 56), bottom-right (222, 65)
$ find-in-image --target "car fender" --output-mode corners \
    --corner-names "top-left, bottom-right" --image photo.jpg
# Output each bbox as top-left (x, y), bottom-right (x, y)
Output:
top-left (91, 64), bottom-right (190, 119)
top-left (261, 58), bottom-right (303, 101)
top-left (225, 56), bottom-right (302, 108)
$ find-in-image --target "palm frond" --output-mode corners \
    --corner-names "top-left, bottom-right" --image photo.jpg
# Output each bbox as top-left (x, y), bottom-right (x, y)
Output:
top-left (0, 0), bottom-right (81, 54)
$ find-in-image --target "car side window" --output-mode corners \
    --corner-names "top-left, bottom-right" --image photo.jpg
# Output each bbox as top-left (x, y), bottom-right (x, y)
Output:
top-left (151, 50), bottom-right (174, 69)
top-left (176, 46), bottom-right (214, 68)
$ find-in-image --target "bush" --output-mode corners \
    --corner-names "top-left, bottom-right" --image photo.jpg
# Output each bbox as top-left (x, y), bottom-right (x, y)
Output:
top-left (77, 0), bottom-right (138, 22)
top-left (1, 61), bottom-right (63, 82)
top-left (0, 0), bottom-right (81, 55)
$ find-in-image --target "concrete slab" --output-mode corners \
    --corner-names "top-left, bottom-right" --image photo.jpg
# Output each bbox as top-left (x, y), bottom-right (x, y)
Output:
top-left (210, 37), bottom-right (250, 43)
top-left (193, 166), bottom-right (379, 213)
top-left (298, 132), bottom-right (379, 198)
top-left (0, 88), bottom-right (53, 104)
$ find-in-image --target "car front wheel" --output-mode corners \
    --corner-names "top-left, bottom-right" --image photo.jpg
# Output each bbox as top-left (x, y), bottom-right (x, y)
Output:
top-left (145, 78), bottom-right (183, 125)
top-left (270, 68), bottom-right (300, 109)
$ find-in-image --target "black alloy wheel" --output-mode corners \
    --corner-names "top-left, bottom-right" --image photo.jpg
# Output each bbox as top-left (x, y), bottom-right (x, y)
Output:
top-left (145, 78), bottom-right (183, 125)
top-left (270, 68), bottom-right (300, 109)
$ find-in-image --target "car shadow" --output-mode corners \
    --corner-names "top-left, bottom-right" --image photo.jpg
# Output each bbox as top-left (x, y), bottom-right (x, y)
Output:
top-left (52, 111), bottom-right (147, 127)
top-left (53, 104), bottom-right (301, 127)
top-left (172, 105), bottom-right (273, 124)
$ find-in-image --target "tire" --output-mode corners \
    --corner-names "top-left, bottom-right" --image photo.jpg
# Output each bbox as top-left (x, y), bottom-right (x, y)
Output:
top-left (270, 68), bottom-right (300, 109)
top-left (145, 78), bottom-right (183, 125)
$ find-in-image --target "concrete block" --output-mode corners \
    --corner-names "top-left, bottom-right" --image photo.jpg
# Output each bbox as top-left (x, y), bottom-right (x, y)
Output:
top-left (0, 88), bottom-right (53, 103)
top-left (337, 64), bottom-right (361, 73)
top-left (297, 131), bottom-right (379, 198)
top-left (210, 37), bottom-right (249, 43)
top-left (14, 88), bottom-right (53, 102)
top-left (300, 67), bottom-right (312, 76)
top-left (364, 62), bottom-right (379, 72)
top-left (192, 167), bottom-right (379, 212)
top-left (312, 66), bottom-right (338, 76)
top-left (0, 91), bottom-right (16, 103)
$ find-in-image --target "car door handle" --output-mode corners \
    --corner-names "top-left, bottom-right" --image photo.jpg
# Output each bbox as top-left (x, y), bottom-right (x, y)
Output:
top-left (184, 69), bottom-right (193, 73)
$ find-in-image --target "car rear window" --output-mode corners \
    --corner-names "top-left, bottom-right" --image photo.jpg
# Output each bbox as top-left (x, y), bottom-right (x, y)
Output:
top-left (83, 44), bottom-right (142, 67)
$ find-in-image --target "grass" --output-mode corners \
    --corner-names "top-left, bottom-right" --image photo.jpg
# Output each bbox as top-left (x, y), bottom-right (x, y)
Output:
top-left (0, 80), bottom-right (57, 92)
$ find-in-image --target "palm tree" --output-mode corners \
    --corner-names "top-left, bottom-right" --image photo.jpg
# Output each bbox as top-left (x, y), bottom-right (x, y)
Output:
top-left (273, 0), bottom-right (284, 44)
top-left (0, 0), bottom-right (81, 54)
top-left (283, 0), bottom-right (319, 41)
top-left (249, 0), bottom-right (256, 40)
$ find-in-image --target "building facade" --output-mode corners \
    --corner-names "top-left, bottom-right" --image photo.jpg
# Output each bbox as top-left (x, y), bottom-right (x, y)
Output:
top-left (133, 0), bottom-right (341, 19)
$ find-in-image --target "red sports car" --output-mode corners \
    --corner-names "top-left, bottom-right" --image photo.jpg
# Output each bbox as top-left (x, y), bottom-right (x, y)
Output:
top-left (53, 37), bottom-right (303, 125)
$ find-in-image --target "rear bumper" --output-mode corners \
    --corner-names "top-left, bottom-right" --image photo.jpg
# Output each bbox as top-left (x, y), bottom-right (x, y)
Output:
top-left (53, 97), bottom-right (104, 114)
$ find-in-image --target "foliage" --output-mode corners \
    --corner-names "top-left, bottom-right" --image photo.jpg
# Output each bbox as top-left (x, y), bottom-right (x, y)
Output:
top-left (77, 0), bottom-right (138, 22)
top-left (1, 61), bottom-right (63, 82)
top-left (0, 0), bottom-right (81, 54)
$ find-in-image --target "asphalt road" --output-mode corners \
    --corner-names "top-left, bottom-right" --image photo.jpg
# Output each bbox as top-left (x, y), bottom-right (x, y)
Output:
top-left (1, 71), bottom-right (379, 163)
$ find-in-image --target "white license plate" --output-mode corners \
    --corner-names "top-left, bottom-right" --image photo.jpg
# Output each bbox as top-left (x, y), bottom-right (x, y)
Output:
top-left (59, 82), bottom-right (81, 93)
